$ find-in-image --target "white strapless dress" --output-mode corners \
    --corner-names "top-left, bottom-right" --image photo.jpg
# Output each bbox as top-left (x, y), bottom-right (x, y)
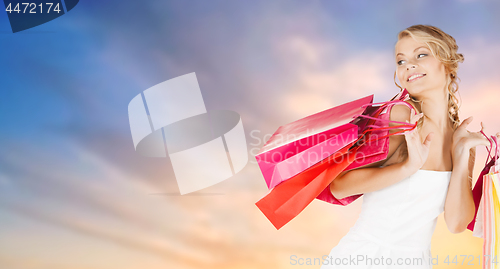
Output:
top-left (320, 169), bottom-right (451, 269)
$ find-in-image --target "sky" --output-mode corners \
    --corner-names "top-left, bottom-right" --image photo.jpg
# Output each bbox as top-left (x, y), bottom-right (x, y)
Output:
top-left (1, 0), bottom-right (500, 268)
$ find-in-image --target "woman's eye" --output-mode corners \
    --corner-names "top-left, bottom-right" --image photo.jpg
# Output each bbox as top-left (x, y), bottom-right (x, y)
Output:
top-left (397, 54), bottom-right (427, 65)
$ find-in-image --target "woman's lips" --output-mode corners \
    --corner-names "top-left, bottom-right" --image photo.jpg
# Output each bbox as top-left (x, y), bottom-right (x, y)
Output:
top-left (408, 74), bottom-right (426, 82)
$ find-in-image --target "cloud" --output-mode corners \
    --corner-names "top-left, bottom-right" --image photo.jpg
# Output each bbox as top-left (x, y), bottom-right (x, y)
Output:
top-left (274, 35), bottom-right (394, 120)
top-left (453, 39), bottom-right (500, 133)
top-left (0, 137), bottom-right (339, 268)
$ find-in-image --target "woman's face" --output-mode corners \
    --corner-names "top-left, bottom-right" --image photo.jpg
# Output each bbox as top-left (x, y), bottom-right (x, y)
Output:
top-left (395, 36), bottom-right (448, 98)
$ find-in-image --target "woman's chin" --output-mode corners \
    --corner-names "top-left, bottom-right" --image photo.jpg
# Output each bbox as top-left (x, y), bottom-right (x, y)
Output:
top-left (404, 85), bottom-right (424, 96)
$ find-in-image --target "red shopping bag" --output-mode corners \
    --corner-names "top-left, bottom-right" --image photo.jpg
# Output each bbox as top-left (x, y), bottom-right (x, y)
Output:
top-left (255, 142), bottom-right (356, 230)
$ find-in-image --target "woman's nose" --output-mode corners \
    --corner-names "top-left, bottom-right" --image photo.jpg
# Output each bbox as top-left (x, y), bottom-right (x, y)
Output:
top-left (406, 61), bottom-right (416, 70)
top-left (407, 64), bottom-right (416, 70)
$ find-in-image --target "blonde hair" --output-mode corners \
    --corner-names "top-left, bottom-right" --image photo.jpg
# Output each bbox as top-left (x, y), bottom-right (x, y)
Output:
top-left (393, 25), bottom-right (473, 177)
top-left (393, 24), bottom-right (464, 131)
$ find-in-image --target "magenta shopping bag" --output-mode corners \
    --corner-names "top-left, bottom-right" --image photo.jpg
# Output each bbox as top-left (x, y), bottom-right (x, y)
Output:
top-left (256, 89), bottom-right (416, 192)
top-left (345, 88), bottom-right (415, 170)
top-left (315, 89), bottom-right (417, 205)
top-left (255, 95), bottom-right (374, 190)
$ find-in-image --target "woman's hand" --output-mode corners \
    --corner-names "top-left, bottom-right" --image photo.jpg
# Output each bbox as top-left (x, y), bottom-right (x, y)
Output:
top-left (452, 116), bottom-right (500, 162)
top-left (402, 111), bottom-right (434, 172)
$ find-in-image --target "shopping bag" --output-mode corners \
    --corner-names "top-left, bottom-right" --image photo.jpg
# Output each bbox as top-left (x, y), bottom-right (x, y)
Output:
top-left (254, 90), bottom-right (418, 229)
top-left (255, 95), bottom-right (373, 190)
top-left (468, 158), bottom-right (497, 232)
top-left (344, 100), bottom-right (402, 171)
top-left (468, 131), bottom-right (500, 232)
top-left (256, 89), bottom-right (415, 191)
top-left (255, 106), bottom-right (418, 229)
top-left (255, 142), bottom-right (357, 230)
top-left (254, 116), bottom-right (413, 229)
top-left (475, 135), bottom-right (500, 269)
top-left (314, 125), bottom-right (388, 205)
top-left (256, 123), bottom-right (359, 190)
top-left (316, 92), bottom-right (417, 204)
top-left (481, 172), bottom-right (500, 269)
top-left (482, 173), bottom-right (493, 269)
top-left (473, 189), bottom-right (484, 238)
top-left (490, 173), bottom-right (500, 269)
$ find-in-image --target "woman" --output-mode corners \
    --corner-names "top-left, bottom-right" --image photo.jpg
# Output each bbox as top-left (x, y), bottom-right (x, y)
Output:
top-left (321, 25), bottom-right (500, 268)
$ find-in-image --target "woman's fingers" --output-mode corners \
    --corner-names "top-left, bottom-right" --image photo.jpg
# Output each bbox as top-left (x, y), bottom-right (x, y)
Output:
top-left (423, 132), bottom-right (434, 147)
top-left (404, 121), bottom-right (415, 135)
top-left (468, 130), bottom-right (494, 148)
top-left (458, 116), bottom-right (473, 130)
top-left (410, 113), bottom-right (423, 124)
top-left (403, 113), bottom-right (422, 136)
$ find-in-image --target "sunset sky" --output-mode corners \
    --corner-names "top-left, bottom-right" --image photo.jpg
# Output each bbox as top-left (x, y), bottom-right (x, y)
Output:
top-left (1, 0), bottom-right (500, 268)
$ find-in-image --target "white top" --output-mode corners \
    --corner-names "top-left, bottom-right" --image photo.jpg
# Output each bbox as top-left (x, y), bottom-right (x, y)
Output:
top-left (321, 169), bottom-right (451, 269)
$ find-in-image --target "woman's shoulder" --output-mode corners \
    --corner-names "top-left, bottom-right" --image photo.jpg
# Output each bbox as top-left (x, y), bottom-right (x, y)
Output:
top-left (388, 98), bottom-right (418, 123)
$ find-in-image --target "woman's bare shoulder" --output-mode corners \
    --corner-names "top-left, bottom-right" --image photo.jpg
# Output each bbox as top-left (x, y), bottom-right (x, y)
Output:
top-left (388, 100), bottom-right (413, 124)
top-left (378, 99), bottom-right (419, 167)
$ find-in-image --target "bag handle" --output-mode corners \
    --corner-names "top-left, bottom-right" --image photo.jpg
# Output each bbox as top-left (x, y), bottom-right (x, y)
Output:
top-left (354, 99), bottom-right (419, 126)
top-left (349, 122), bottom-right (417, 151)
top-left (359, 123), bottom-right (417, 146)
top-left (492, 135), bottom-right (499, 173)
top-left (350, 98), bottom-right (419, 149)
top-left (481, 130), bottom-right (493, 167)
top-left (481, 130), bottom-right (499, 164)
top-left (347, 89), bottom-right (419, 150)
top-left (480, 130), bottom-right (500, 173)
top-left (353, 114), bottom-right (415, 127)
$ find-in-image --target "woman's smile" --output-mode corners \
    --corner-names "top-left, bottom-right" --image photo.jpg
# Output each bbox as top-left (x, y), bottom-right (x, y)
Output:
top-left (408, 73), bottom-right (426, 82)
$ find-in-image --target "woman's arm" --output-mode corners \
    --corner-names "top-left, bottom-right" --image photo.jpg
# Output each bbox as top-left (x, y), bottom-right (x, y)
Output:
top-left (330, 156), bottom-right (417, 200)
top-left (330, 104), bottom-right (428, 199)
top-left (444, 145), bottom-right (476, 234)
top-left (444, 118), bottom-right (500, 234)
top-left (444, 116), bottom-right (489, 234)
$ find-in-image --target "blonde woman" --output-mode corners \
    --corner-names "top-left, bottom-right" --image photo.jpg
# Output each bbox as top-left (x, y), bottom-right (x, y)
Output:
top-left (321, 25), bottom-right (500, 268)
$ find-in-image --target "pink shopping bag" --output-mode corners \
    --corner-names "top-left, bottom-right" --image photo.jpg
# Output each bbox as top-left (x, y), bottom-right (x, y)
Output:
top-left (316, 90), bottom-right (417, 205)
top-left (255, 95), bottom-right (373, 190)
top-left (256, 89), bottom-right (416, 191)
